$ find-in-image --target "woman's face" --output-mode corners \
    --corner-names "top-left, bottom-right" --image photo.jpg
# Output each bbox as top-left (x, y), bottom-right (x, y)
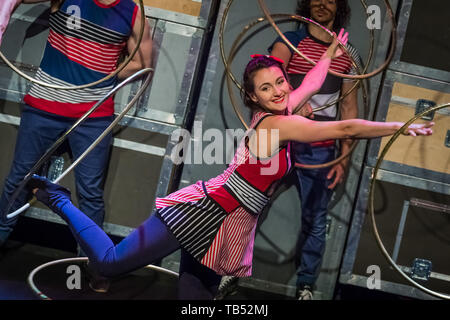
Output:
top-left (249, 66), bottom-right (291, 114)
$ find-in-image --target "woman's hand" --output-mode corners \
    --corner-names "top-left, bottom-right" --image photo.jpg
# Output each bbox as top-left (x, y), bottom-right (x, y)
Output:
top-left (324, 28), bottom-right (349, 60)
top-left (27, 174), bottom-right (72, 214)
top-left (294, 102), bottom-right (314, 119)
top-left (401, 122), bottom-right (434, 136)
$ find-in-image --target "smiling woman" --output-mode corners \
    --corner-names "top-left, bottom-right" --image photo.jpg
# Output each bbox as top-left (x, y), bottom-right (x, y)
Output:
top-left (26, 28), bottom-right (433, 300)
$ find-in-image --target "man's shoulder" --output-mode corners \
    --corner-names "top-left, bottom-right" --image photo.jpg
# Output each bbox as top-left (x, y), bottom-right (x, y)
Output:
top-left (284, 25), bottom-right (309, 40)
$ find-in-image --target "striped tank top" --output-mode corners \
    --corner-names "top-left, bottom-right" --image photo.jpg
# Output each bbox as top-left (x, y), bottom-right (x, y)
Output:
top-left (24, 0), bottom-right (138, 118)
top-left (155, 112), bottom-right (293, 277)
top-left (270, 26), bottom-right (362, 120)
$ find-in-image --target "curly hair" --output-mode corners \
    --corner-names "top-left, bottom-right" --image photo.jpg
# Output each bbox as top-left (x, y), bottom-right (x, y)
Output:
top-left (241, 56), bottom-right (289, 112)
top-left (296, 0), bottom-right (351, 31)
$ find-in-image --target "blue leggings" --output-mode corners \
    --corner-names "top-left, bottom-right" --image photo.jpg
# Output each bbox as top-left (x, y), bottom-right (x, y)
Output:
top-left (59, 201), bottom-right (221, 299)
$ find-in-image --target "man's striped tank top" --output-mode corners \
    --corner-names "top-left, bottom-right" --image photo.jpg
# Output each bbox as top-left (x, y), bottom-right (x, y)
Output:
top-left (24, 0), bottom-right (138, 118)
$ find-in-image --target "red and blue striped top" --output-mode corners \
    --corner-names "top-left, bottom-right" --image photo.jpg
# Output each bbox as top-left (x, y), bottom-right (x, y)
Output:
top-left (24, 0), bottom-right (138, 118)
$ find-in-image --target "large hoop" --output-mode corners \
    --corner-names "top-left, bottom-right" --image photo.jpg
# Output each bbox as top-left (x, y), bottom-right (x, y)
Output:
top-left (369, 103), bottom-right (450, 300)
top-left (222, 13), bottom-right (360, 169)
top-left (220, 0), bottom-right (375, 114)
top-left (28, 257), bottom-right (179, 300)
top-left (6, 67), bottom-right (154, 220)
top-left (0, 0), bottom-right (146, 90)
top-left (257, 0), bottom-right (397, 80)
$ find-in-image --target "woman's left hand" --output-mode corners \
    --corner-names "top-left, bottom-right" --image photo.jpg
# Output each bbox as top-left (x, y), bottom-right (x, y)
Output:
top-left (402, 122), bottom-right (434, 136)
top-left (326, 28), bottom-right (349, 59)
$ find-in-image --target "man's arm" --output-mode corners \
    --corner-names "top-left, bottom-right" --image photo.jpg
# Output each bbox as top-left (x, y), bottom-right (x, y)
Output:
top-left (117, 8), bottom-right (152, 79)
top-left (326, 80), bottom-right (359, 189)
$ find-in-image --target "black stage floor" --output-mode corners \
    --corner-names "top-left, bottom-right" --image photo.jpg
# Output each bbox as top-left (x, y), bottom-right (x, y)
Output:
top-left (0, 217), bottom-right (415, 301)
top-left (0, 240), bottom-right (293, 301)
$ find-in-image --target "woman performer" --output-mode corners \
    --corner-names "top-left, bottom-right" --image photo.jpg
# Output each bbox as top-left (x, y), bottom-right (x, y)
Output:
top-left (27, 29), bottom-right (433, 299)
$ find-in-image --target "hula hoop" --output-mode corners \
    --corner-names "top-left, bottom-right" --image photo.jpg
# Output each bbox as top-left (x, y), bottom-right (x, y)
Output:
top-left (6, 67), bottom-right (154, 219)
top-left (28, 257), bottom-right (179, 300)
top-left (256, 0), bottom-right (397, 80)
top-left (223, 12), bottom-right (361, 169)
top-left (369, 103), bottom-right (450, 300)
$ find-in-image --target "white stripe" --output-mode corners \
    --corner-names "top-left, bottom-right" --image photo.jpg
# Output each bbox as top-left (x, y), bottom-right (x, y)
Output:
top-left (177, 206), bottom-right (222, 243)
top-left (227, 175), bottom-right (268, 210)
top-left (228, 174), bottom-right (268, 204)
top-left (175, 202), bottom-right (218, 238)
top-left (160, 205), bottom-right (179, 219)
top-left (52, 12), bottom-right (125, 43)
top-left (185, 220), bottom-right (222, 254)
top-left (0, 114), bottom-right (20, 125)
top-left (29, 70), bottom-right (113, 102)
top-left (167, 203), bottom-right (199, 226)
top-left (189, 229), bottom-right (221, 256)
top-left (112, 139), bottom-right (166, 156)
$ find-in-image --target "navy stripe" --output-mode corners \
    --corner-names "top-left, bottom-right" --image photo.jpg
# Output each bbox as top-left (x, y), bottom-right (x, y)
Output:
top-left (50, 11), bottom-right (126, 44)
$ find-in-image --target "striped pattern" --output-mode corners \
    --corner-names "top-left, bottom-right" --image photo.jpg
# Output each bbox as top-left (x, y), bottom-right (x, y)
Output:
top-left (157, 197), bottom-right (227, 261)
top-left (50, 10), bottom-right (127, 45)
top-left (24, 0), bottom-right (136, 118)
top-left (281, 30), bottom-right (363, 120)
top-left (154, 112), bottom-right (288, 277)
top-left (48, 11), bottom-right (127, 74)
top-left (47, 30), bottom-right (125, 74)
top-left (343, 44), bottom-right (363, 80)
top-left (29, 69), bottom-right (114, 103)
top-left (201, 207), bottom-right (258, 276)
top-left (224, 171), bottom-right (270, 216)
top-left (287, 37), bottom-right (356, 74)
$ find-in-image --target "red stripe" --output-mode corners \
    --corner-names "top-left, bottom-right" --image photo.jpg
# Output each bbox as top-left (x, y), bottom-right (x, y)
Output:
top-left (49, 30), bottom-right (124, 56)
top-left (94, 0), bottom-right (120, 8)
top-left (310, 139), bottom-right (335, 147)
top-left (48, 30), bottom-right (124, 73)
top-left (131, 4), bottom-right (138, 28)
top-left (23, 95), bottom-right (114, 118)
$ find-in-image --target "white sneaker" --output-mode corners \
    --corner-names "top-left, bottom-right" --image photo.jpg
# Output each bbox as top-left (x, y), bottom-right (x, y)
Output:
top-left (297, 286), bottom-right (313, 300)
top-left (214, 276), bottom-right (239, 300)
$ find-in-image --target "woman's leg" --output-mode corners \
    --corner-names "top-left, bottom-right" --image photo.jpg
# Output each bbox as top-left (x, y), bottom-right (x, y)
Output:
top-left (178, 249), bottom-right (221, 300)
top-left (58, 201), bottom-right (180, 277)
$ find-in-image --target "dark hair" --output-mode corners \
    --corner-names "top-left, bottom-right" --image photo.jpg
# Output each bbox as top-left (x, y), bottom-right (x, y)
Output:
top-left (241, 56), bottom-right (289, 112)
top-left (296, 0), bottom-right (351, 31)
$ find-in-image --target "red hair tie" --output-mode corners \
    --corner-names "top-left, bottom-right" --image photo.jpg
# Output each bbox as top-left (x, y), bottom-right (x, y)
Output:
top-left (250, 54), bottom-right (285, 65)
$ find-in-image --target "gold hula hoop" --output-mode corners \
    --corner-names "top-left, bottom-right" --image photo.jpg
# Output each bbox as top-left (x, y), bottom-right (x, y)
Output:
top-left (257, 0), bottom-right (397, 80)
top-left (369, 103), bottom-right (450, 300)
top-left (220, 0), bottom-right (374, 114)
top-left (223, 13), bottom-right (360, 169)
top-left (0, 0), bottom-right (146, 90)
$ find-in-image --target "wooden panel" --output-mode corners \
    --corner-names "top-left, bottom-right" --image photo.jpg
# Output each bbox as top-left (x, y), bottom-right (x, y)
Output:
top-left (138, 0), bottom-right (202, 17)
top-left (378, 99), bottom-right (450, 175)
top-left (392, 82), bottom-right (450, 105)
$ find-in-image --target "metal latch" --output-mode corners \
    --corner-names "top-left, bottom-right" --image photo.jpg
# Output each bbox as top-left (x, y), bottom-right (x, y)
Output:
top-left (445, 130), bottom-right (450, 148)
top-left (415, 99), bottom-right (436, 121)
top-left (410, 258), bottom-right (432, 281)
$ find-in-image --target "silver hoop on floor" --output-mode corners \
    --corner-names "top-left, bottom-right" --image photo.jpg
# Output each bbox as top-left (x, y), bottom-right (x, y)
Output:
top-left (28, 257), bottom-right (179, 300)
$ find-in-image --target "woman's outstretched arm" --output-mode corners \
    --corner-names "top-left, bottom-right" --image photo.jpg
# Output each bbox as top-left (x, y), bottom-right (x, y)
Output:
top-left (267, 115), bottom-right (434, 144)
top-left (287, 29), bottom-right (349, 112)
